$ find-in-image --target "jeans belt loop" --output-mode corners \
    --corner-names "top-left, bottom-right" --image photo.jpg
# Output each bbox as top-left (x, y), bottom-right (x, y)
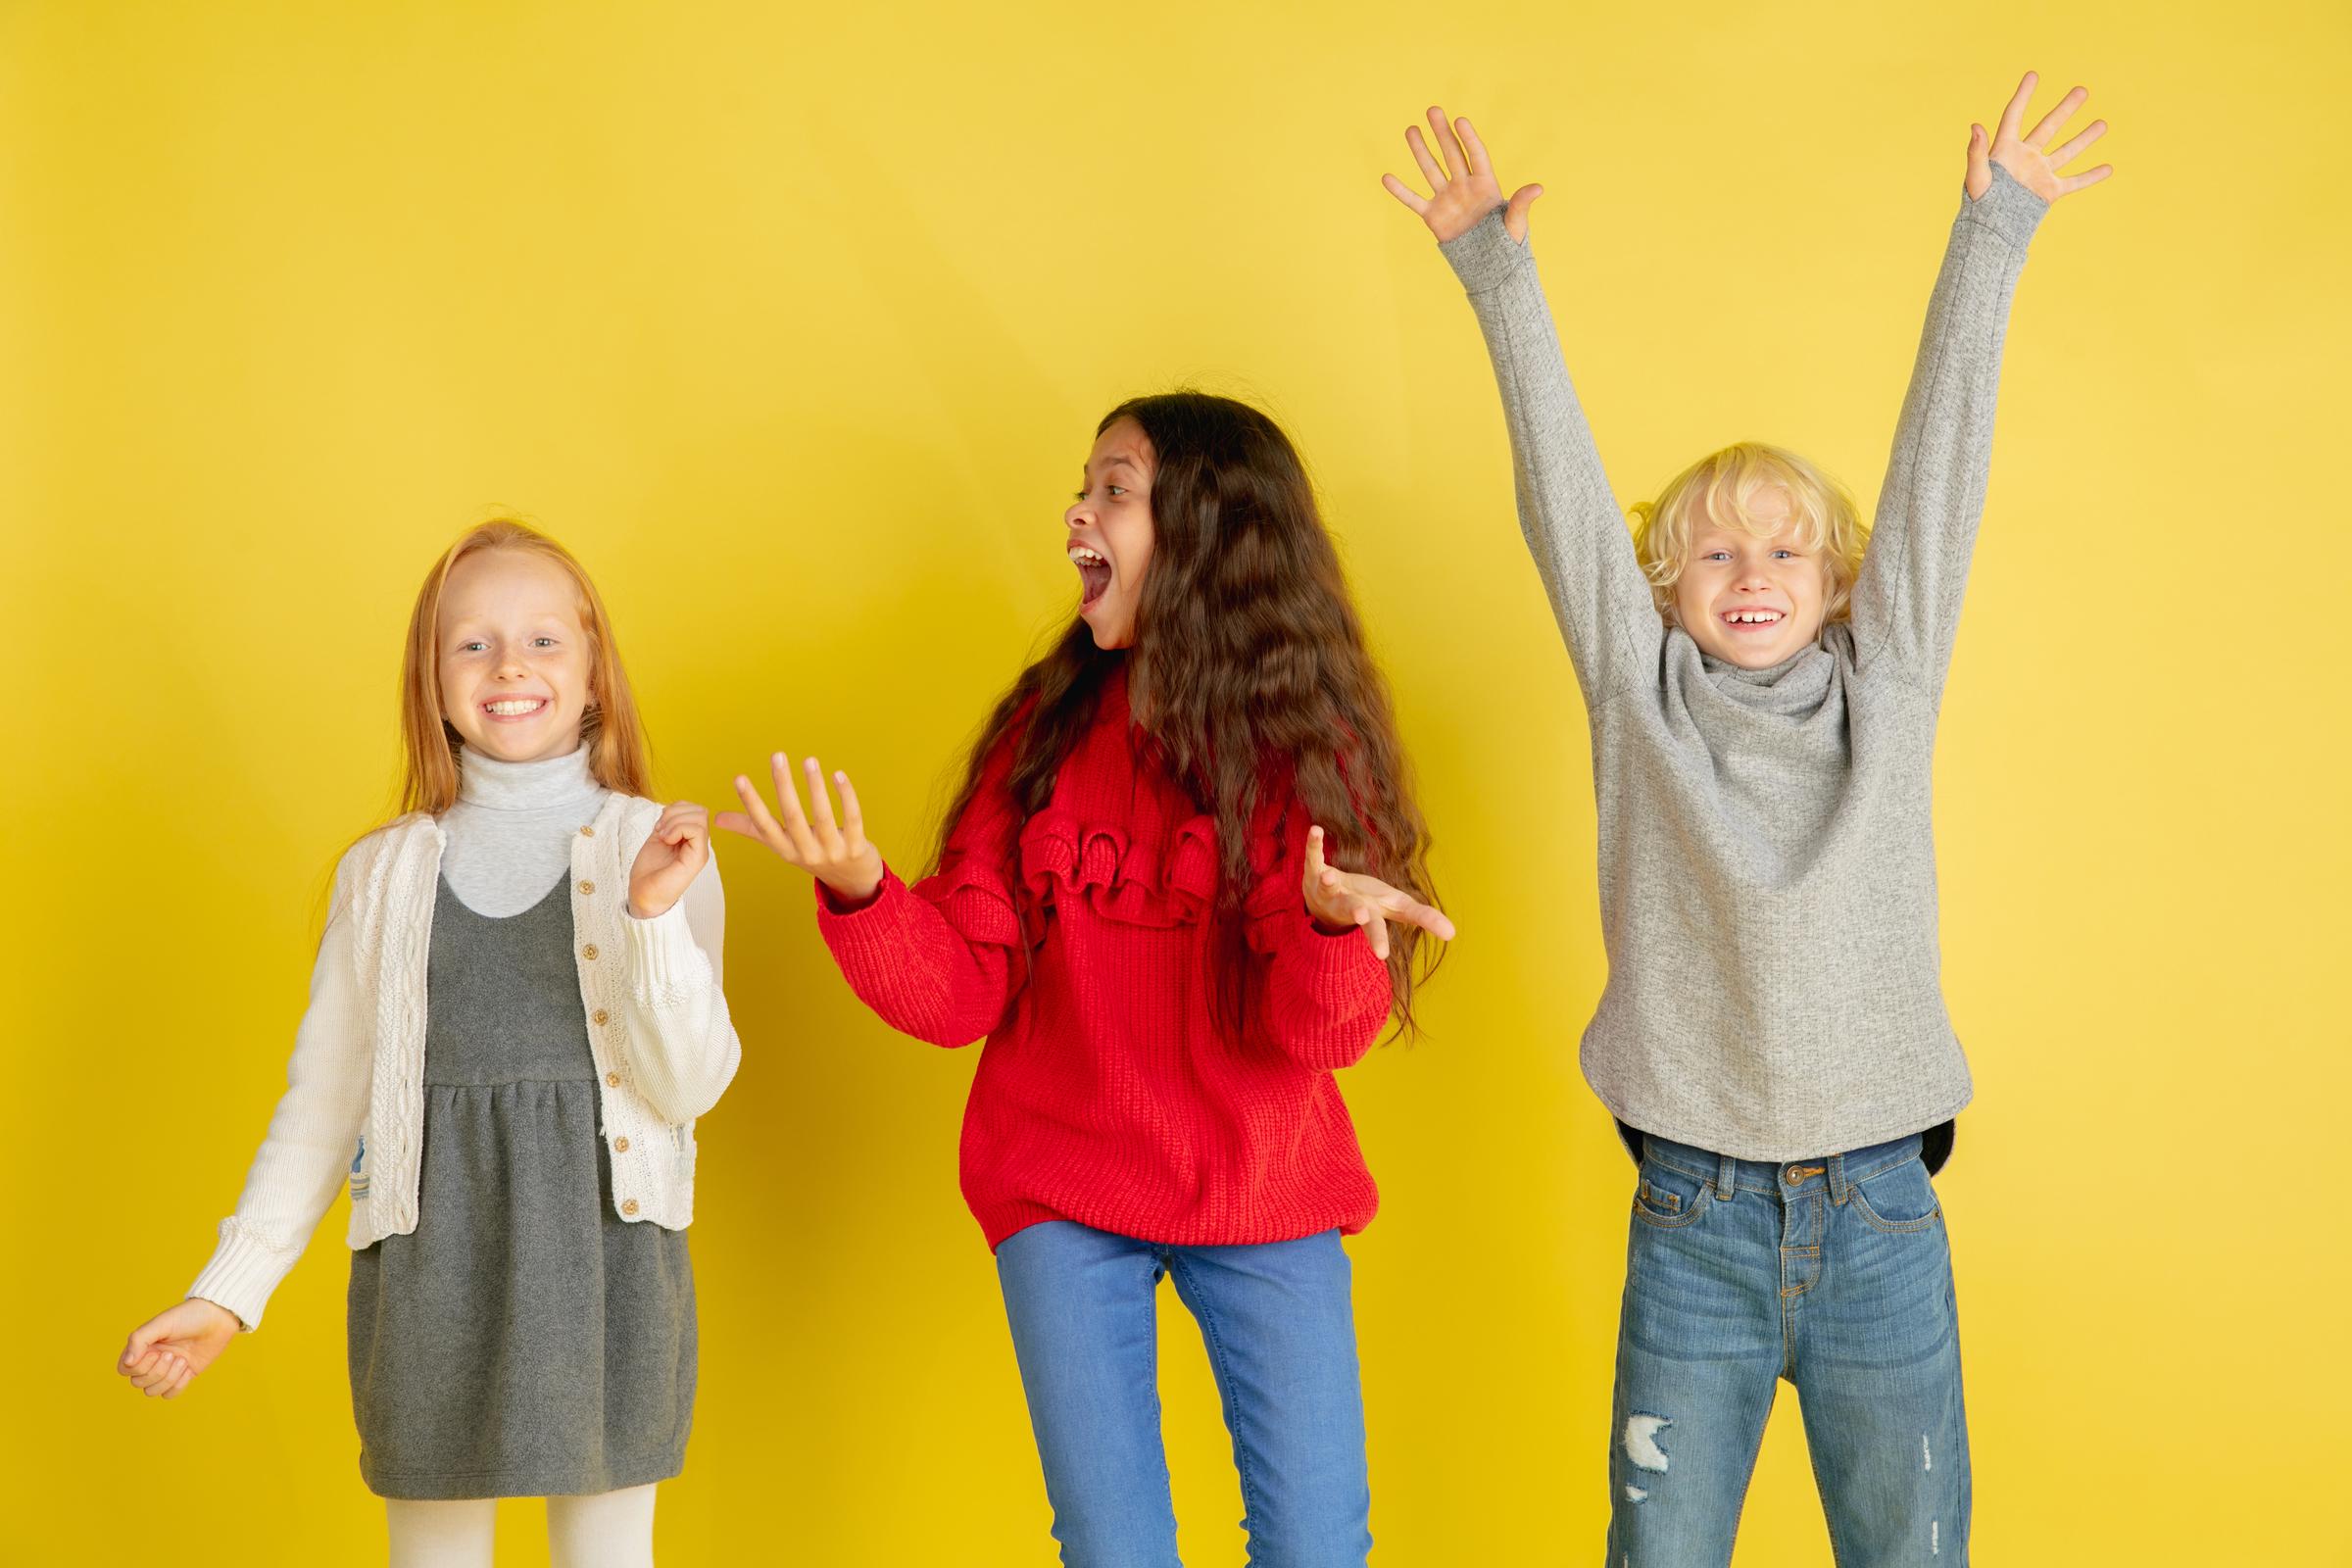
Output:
top-left (1827, 1152), bottom-right (1850, 1206)
top-left (1716, 1151), bottom-right (1740, 1203)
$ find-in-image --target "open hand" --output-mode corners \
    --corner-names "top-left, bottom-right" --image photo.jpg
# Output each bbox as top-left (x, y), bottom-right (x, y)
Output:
top-left (627, 802), bottom-right (710, 918)
top-left (1382, 106), bottom-right (1543, 245)
top-left (1302, 825), bottom-right (1456, 962)
top-left (118, 1299), bottom-right (239, 1399)
top-left (715, 754), bottom-right (885, 904)
top-left (1970, 73), bottom-right (2112, 203)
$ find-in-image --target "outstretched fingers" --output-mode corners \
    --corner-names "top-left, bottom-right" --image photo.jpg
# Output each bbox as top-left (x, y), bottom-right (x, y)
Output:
top-left (2047, 117), bottom-right (2108, 170)
top-left (1380, 171), bottom-right (1431, 215)
top-left (1424, 105), bottom-right (1468, 178)
top-left (831, 769), bottom-right (866, 842)
top-left (1404, 122), bottom-right (1446, 190)
top-left (1997, 71), bottom-right (2038, 142)
top-left (2058, 162), bottom-right (2115, 195)
top-left (2026, 85), bottom-right (2088, 149)
top-left (717, 769), bottom-right (792, 858)
top-left (1377, 887), bottom-right (1457, 943)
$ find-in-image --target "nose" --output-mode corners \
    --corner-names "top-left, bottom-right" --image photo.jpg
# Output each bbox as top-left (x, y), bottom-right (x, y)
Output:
top-left (1064, 498), bottom-right (1093, 530)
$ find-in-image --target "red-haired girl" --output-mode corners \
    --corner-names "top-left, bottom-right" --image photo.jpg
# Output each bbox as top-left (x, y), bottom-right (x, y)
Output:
top-left (118, 519), bottom-right (740, 1568)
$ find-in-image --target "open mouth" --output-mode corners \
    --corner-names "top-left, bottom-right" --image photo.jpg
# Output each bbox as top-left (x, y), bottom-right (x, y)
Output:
top-left (1069, 545), bottom-right (1112, 609)
top-left (1719, 609), bottom-right (1786, 631)
top-left (483, 697), bottom-right (550, 719)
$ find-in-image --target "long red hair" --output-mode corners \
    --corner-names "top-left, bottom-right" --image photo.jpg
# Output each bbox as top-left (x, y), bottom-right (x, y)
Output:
top-left (390, 517), bottom-right (652, 817)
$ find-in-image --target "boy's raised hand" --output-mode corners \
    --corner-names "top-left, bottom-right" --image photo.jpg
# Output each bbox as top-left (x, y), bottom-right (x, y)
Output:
top-left (1970, 72), bottom-right (2112, 203)
top-left (715, 754), bottom-right (885, 904)
top-left (1302, 825), bottom-right (1456, 963)
top-left (627, 801), bottom-right (711, 919)
top-left (1383, 106), bottom-right (1544, 244)
top-left (118, 1298), bottom-right (239, 1399)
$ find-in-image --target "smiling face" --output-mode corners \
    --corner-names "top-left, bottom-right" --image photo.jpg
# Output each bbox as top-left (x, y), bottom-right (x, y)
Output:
top-left (435, 547), bottom-right (596, 763)
top-left (1064, 417), bottom-right (1157, 650)
top-left (1672, 486), bottom-right (1832, 668)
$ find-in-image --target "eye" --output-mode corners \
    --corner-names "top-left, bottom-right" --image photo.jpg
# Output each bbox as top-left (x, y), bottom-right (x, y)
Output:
top-left (1772, 549), bottom-right (1795, 560)
top-left (459, 640), bottom-right (489, 653)
top-left (1105, 485), bottom-right (1126, 498)
top-left (1702, 551), bottom-right (1733, 563)
top-left (531, 636), bottom-right (559, 648)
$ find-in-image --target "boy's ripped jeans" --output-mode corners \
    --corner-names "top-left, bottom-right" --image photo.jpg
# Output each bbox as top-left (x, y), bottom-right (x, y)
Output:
top-left (1608, 1131), bottom-right (1968, 1567)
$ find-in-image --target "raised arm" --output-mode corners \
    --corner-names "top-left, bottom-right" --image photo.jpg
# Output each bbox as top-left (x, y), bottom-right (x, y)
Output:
top-left (620, 804), bottom-right (744, 1123)
top-left (1849, 74), bottom-right (2112, 687)
top-left (1386, 107), bottom-right (1665, 709)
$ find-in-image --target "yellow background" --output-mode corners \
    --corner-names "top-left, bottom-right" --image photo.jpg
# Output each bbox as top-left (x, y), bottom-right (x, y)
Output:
top-left (8, 2), bottom-right (2347, 1562)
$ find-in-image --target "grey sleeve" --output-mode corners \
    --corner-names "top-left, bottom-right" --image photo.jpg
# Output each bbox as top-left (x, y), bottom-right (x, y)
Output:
top-left (1441, 210), bottom-right (1663, 710)
top-left (1848, 164), bottom-right (2049, 688)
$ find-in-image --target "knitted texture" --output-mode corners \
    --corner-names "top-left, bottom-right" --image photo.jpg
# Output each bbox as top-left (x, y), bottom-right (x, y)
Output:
top-left (817, 664), bottom-right (1394, 1250)
top-left (1439, 167), bottom-right (2047, 1159)
top-left (189, 793), bottom-right (739, 1329)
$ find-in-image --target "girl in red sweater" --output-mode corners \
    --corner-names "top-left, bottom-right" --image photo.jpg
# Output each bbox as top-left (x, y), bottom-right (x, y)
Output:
top-left (721, 392), bottom-right (1449, 1565)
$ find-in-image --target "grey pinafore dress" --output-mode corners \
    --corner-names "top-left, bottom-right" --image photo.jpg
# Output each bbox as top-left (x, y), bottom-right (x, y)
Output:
top-left (348, 874), bottom-right (697, 1500)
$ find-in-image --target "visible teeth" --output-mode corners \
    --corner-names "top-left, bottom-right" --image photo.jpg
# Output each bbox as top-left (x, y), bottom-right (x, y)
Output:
top-left (1068, 547), bottom-right (1106, 565)
top-left (1727, 611), bottom-right (1783, 624)
top-left (486, 700), bottom-right (545, 715)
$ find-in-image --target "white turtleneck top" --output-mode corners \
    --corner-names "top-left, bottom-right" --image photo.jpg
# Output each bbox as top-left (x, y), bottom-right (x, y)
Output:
top-left (441, 745), bottom-right (612, 916)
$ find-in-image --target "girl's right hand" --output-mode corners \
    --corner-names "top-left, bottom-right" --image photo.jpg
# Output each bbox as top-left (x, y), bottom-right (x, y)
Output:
top-left (1382, 105), bottom-right (1544, 245)
top-left (118, 1299), bottom-right (239, 1399)
top-left (715, 753), bottom-right (886, 904)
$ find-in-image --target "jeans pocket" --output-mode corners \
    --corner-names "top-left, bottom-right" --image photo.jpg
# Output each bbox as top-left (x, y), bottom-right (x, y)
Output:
top-left (1848, 1157), bottom-right (1942, 1234)
top-left (1631, 1158), bottom-right (1712, 1230)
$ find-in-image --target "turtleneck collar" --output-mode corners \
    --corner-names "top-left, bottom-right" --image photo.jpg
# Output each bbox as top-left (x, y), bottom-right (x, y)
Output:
top-left (456, 744), bottom-right (604, 811)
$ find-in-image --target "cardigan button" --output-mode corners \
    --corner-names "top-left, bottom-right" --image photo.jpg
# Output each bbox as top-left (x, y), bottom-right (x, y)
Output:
top-left (581, 944), bottom-right (599, 960)
top-left (580, 825), bottom-right (595, 837)
top-left (613, 1136), bottom-right (631, 1153)
top-left (621, 1199), bottom-right (640, 1216)
top-left (592, 1008), bottom-right (610, 1026)
top-left (579, 880), bottom-right (595, 896)
top-left (606, 1071), bottom-right (621, 1088)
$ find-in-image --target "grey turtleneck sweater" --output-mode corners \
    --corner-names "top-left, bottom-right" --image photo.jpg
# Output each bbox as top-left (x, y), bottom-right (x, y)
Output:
top-left (441, 746), bottom-right (612, 916)
top-left (1442, 166), bottom-right (2047, 1159)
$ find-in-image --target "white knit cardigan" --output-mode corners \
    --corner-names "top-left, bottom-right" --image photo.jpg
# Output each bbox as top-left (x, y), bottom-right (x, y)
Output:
top-left (189, 792), bottom-right (742, 1329)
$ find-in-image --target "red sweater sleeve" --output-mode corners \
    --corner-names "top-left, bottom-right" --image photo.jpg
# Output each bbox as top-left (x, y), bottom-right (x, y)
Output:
top-left (1243, 797), bottom-right (1395, 1071)
top-left (814, 740), bottom-right (1025, 1049)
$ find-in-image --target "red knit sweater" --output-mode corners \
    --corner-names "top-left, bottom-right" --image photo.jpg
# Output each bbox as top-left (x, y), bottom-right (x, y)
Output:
top-left (814, 663), bottom-right (1393, 1250)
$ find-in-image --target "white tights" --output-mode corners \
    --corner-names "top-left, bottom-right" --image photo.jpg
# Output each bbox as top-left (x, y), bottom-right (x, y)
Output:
top-left (384, 1483), bottom-right (659, 1567)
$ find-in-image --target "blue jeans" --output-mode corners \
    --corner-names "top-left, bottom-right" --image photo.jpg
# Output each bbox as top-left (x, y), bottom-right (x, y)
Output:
top-left (1610, 1132), bottom-right (1970, 1567)
top-left (995, 1220), bottom-right (1373, 1568)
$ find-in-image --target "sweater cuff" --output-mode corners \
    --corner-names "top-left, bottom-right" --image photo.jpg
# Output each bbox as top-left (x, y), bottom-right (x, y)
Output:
top-left (1271, 902), bottom-right (1391, 1013)
top-left (187, 1220), bottom-right (302, 1332)
top-left (814, 865), bottom-right (906, 932)
top-left (1438, 206), bottom-right (1530, 296)
top-left (621, 895), bottom-right (711, 997)
top-left (1959, 163), bottom-right (2048, 251)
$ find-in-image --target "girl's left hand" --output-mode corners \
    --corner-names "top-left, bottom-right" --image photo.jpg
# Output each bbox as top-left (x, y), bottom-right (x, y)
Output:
top-left (1302, 825), bottom-right (1457, 962)
top-left (1969, 72), bottom-right (2113, 203)
top-left (629, 802), bottom-right (711, 919)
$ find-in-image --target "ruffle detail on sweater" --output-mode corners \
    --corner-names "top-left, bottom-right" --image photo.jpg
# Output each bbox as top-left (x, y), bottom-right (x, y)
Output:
top-left (1018, 808), bottom-right (1220, 929)
top-left (923, 852), bottom-right (1025, 948)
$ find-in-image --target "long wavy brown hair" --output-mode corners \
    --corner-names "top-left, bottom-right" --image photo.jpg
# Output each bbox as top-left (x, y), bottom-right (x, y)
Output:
top-left (938, 392), bottom-right (1442, 1037)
